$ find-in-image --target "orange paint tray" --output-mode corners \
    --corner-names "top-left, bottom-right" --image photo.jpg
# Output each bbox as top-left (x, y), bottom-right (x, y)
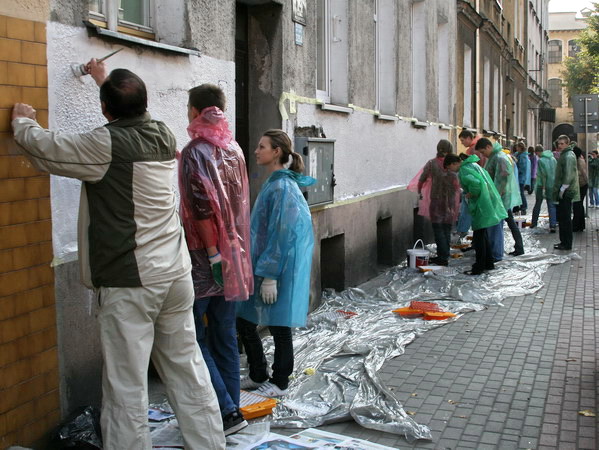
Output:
top-left (239, 389), bottom-right (277, 420)
top-left (423, 311), bottom-right (457, 320)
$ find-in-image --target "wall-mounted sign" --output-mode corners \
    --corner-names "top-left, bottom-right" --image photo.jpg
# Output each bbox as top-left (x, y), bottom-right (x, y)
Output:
top-left (292, 0), bottom-right (307, 25)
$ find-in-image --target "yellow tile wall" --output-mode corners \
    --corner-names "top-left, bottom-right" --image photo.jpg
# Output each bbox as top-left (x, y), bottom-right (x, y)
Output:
top-left (0, 14), bottom-right (59, 449)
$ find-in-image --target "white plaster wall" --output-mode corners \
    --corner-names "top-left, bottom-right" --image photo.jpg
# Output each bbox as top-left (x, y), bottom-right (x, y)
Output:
top-left (294, 103), bottom-right (449, 201)
top-left (47, 22), bottom-right (235, 263)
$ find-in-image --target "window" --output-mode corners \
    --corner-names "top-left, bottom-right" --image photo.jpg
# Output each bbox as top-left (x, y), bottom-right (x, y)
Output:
top-left (493, 65), bottom-right (499, 131)
top-left (568, 39), bottom-right (580, 58)
top-left (376, 0), bottom-right (397, 115)
top-left (463, 44), bottom-right (473, 127)
top-left (483, 56), bottom-right (490, 130)
top-left (437, 21), bottom-right (449, 123)
top-left (316, 0), bottom-right (348, 105)
top-left (412, 0), bottom-right (426, 119)
top-left (548, 78), bottom-right (563, 107)
top-left (547, 40), bottom-right (562, 63)
top-left (90, 0), bottom-right (153, 35)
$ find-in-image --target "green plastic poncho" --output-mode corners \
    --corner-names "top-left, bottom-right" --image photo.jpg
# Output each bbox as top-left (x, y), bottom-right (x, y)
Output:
top-left (588, 157), bottom-right (599, 188)
top-left (484, 142), bottom-right (521, 210)
top-left (458, 154), bottom-right (507, 230)
top-left (552, 146), bottom-right (580, 203)
top-left (236, 169), bottom-right (315, 328)
top-left (535, 150), bottom-right (557, 200)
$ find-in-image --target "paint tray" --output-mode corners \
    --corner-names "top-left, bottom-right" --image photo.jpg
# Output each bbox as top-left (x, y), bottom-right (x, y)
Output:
top-left (423, 311), bottom-right (457, 321)
top-left (239, 389), bottom-right (277, 420)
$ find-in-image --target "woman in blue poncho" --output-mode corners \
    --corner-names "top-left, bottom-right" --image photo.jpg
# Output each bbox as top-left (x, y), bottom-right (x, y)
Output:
top-left (237, 129), bottom-right (315, 397)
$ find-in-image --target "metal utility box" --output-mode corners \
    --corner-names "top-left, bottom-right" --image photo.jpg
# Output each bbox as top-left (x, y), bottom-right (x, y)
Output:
top-left (294, 137), bottom-right (335, 207)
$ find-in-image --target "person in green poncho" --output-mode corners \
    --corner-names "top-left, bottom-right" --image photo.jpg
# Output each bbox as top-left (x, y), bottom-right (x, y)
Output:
top-left (589, 150), bottom-right (599, 208)
top-left (445, 153), bottom-right (507, 275)
top-left (552, 135), bottom-right (579, 250)
top-left (531, 146), bottom-right (557, 231)
top-left (475, 138), bottom-right (524, 258)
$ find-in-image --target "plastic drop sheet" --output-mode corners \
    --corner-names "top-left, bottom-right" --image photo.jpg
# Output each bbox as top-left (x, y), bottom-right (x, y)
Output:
top-left (263, 229), bottom-right (572, 442)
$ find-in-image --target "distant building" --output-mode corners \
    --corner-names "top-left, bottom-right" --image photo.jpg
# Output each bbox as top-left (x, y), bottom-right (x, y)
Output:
top-left (548, 10), bottom-right (588, 143)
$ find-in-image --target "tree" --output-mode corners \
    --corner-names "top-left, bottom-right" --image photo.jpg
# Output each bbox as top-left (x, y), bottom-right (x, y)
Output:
top-left (562, 2), bottom-right (599, 96)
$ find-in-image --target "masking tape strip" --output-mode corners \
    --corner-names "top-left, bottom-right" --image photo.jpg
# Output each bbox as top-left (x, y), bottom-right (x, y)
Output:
top-left (279, 91), bottom-right (463, 130)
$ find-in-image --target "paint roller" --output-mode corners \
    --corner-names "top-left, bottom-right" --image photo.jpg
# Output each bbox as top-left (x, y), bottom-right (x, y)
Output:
top-left (70, 48), bottom-right (123, 77)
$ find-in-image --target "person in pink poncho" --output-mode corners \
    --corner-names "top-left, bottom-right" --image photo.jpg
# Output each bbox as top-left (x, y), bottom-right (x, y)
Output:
top-left (408, 139), bottom-right (460, 265)
top-left (178, 84), bottom-right (253, 436)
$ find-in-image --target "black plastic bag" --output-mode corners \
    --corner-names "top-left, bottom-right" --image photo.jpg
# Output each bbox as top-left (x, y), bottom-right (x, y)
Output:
top-left (48, 406), bottom-right (102, 449)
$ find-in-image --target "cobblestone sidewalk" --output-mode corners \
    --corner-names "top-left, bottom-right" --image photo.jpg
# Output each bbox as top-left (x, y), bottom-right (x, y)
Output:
top-left (303, 211), bottom-right (598, 449)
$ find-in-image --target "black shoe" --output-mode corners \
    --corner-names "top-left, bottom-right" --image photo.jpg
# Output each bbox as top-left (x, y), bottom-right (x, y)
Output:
top-left (464, 269), bottom-right (484, 275)
top-left (550, 227), bottom-right (556, 233)
top-left (553, 244), bottom-right (572, 250)
top-left (429, 257), bottom-right (448, 266)
top-left (485, 264), bottom-right (495, 270)
top-left (509, 250), bottom-right (524, 256)
top-left (223, 410), bottom-right (248, 436)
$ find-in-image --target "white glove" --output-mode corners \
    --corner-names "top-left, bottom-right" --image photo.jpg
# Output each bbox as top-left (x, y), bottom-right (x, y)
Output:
top-left (260, 278), bottom-right (277, 304)
top-left (559, 184), bottom-right (569, 199)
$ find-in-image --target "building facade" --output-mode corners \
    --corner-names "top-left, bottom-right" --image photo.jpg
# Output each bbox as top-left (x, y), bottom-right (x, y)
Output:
top-left (456, 0), bottom-right (551, 149)
top-left (548, 10), bottom-right (588, 142)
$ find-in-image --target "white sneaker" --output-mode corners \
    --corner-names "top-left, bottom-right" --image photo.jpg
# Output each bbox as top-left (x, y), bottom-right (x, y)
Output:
top-left (240, 375), bottom-right (265, 390)
top-left (255, 381), bottom-right (288, 397)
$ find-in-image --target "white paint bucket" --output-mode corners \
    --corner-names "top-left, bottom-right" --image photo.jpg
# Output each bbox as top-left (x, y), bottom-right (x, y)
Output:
top-left (515, 218), bottom-right (526, 229)
top-left (407, 239), bottom-right (430, 268)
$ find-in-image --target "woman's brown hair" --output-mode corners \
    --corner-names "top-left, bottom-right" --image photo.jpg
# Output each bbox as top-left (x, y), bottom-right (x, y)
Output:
top-left (263, 129), bottom-right (305, 173)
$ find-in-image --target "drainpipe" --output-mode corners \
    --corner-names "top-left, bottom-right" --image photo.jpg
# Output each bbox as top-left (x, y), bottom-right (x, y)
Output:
top-left (475, 0), bottom-right (481, 133)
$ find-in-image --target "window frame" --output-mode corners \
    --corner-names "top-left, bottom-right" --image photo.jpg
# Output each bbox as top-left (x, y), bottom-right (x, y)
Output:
top-left (89, 0), bottom-right (154, 38)
top-left (316, 0), bottom-right (331, 103)
top-left (548, 78), bottom-right (563, 108)
top-left (547, 39), bottom-right (562, 64)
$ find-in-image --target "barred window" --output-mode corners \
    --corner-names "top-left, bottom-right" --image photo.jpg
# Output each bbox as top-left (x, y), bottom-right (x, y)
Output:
top-left (548, 79), bottom-right (563, 108)
top-left (548, 40), bottom-right (562, 63)
top-left (568, 39), bottom-right (580, 58)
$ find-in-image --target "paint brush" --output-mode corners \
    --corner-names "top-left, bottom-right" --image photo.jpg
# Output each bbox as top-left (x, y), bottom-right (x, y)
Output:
top-left (71, 48), bottom-right (124, 77)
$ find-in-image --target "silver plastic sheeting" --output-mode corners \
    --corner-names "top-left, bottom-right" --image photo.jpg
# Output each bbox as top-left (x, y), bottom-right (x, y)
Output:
top-left (264, 231), bottom-right (572, 442)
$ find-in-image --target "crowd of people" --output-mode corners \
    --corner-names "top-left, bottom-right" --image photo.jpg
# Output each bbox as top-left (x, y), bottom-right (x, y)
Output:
top-left (412, 130), bottom-right (588, 275)
top-left (11, 60), bottom-right (315, 448)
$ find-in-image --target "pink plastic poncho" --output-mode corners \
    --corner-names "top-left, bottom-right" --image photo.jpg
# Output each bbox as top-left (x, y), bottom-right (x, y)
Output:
top-left (408, 157), bottom-right (460, 224)
top-left (178, 106), bottom-right (253, 301)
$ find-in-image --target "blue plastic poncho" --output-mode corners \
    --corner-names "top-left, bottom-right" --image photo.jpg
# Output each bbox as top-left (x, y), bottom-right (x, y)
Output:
top-left (236, 170), bottom-right (315, 328)
top-left (516, 151), bottom-right (531, 186)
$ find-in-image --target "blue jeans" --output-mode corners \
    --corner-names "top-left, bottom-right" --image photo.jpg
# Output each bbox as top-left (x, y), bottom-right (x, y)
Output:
top-left (531, 192), bottom-right (557, 228)
top-left (193, 296), bottom-right (240, 417)
top-left (489, 221), bottom-right (504, 261)
top-left (432, 223), bottom-right (451, 263)
top-left (590, 187), bottom-right (599, 206)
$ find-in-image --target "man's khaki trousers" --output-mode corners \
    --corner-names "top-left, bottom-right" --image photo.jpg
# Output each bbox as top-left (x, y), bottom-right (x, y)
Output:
top-left (98, 274), bottom-right (225, 449)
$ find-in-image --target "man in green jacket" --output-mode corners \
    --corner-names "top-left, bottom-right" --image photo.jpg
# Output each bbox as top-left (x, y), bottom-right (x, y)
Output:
top-left (552, 135), bottom-right (579, 250)
top-left (531, 146), bottom-right (557, 231)
top-left (475, 138), bottom-right (524, 258)
top-left (446, 153), bottom-right (507, 275)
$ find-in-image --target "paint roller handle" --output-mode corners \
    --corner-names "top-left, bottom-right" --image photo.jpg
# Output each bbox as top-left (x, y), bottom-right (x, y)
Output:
top-left (85, 58), bottom-right (108, 87)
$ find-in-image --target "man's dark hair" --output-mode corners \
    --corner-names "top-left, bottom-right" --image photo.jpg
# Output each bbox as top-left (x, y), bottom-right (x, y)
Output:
top-left (459, 129), bottom-right (474, 139)
top-left (188, 84), bottom-right (226, 112)
top-left (100, 69), bottom-right (147, 119)
top-left (475, 137), bottom-right (493, 150)
top-left (444, 153), bottom-right (462, 168)
top-left (459, 152), bottom-right (469, 161)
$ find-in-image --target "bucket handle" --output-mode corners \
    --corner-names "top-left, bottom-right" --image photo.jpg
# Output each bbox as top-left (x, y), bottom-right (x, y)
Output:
top-left (413, 239), bottom-right (425, 250)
